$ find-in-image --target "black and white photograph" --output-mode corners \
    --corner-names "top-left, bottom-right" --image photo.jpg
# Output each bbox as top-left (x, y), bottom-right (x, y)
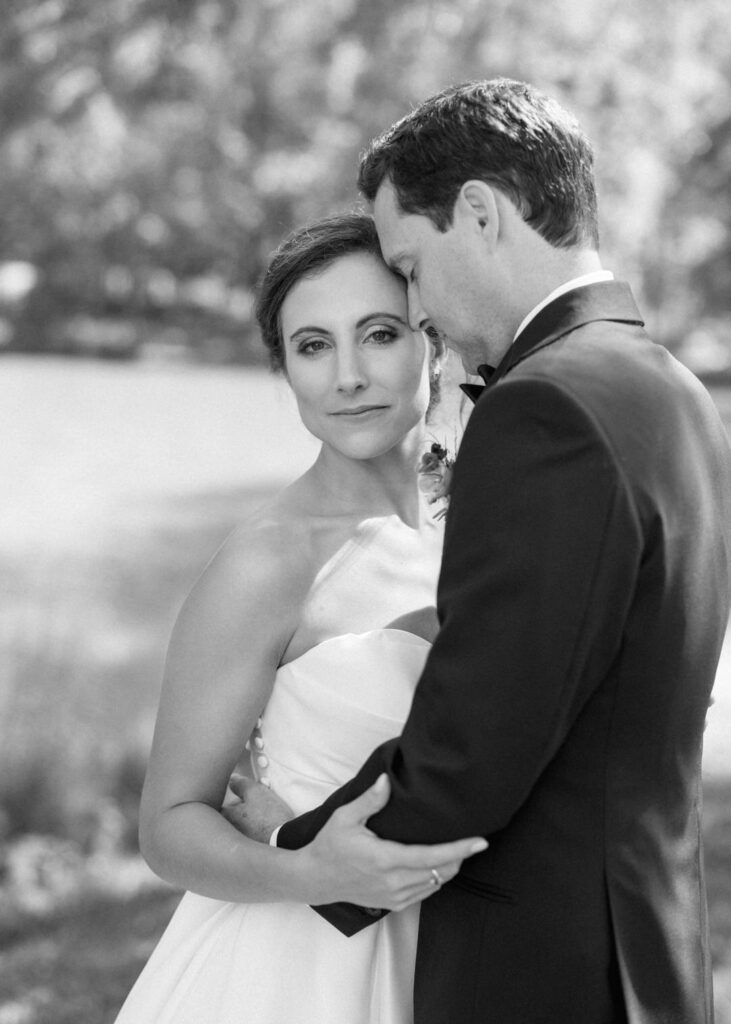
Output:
top-left (1, 1), bottom-right (730, 1021)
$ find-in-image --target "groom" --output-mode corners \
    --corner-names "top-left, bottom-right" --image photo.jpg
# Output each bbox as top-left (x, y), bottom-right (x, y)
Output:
top-left (240, 80), bottom-right (731, 1022)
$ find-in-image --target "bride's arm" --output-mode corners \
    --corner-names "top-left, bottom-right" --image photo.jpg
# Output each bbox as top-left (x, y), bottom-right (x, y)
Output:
top-left (138, 517), bottom-right (319, 904)
top-left (138, 517), bottom-right (478, 909)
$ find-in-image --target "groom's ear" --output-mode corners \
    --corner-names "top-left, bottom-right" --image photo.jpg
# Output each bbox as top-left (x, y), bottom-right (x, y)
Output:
top-left (456, 181), bottom-right (500, 250)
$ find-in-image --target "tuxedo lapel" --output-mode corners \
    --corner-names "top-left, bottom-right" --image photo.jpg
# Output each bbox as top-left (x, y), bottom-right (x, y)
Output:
top-left (460, 280), bottom-right (644, 404)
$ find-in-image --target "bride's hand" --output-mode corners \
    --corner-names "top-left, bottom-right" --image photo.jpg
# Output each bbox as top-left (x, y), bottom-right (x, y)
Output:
top-left (222, 774), bottom-right (294, 843)
top-left (300, 774), bottom-right (488, 912)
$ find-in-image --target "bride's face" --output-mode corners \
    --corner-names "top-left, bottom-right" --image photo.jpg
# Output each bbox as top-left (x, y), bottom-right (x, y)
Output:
top-left (280, 251), bottom-right (433, 461)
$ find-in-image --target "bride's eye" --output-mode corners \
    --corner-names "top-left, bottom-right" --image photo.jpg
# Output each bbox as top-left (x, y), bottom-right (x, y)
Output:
top-left (365, 327), bottom-right (397, 345)
top-left (297, 338), bottom-right (328, 356)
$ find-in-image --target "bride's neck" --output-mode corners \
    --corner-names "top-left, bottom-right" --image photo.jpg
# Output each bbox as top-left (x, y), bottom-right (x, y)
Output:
top-left (309, 438), bottom-right (425, 527)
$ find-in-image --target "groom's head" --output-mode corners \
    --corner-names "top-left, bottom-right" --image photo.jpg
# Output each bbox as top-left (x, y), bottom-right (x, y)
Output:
top-left (359, 79), bottom-right (601, 370)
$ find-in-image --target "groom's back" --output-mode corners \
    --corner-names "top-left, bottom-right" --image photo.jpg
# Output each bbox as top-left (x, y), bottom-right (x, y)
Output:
top-left (510, 321), bottom-right (731, 1020)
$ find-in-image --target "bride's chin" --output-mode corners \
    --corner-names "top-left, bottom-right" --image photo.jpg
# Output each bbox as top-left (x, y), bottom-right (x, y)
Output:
top-left (309, 415), bottom-right (425, 464)
top-left (319, 433), bottom-right (414, 464)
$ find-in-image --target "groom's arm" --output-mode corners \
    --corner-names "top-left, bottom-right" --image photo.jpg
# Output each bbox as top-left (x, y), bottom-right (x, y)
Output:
top-left (278, 377), bottom-right (641, 932)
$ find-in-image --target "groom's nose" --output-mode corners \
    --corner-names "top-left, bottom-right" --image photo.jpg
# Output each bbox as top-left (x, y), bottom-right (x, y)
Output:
top-left (407, 292), bottom-right (429, 333)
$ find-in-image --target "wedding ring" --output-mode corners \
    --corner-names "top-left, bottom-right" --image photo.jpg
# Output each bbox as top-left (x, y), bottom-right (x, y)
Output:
top-left (429, 868), bottom-right (443, 887)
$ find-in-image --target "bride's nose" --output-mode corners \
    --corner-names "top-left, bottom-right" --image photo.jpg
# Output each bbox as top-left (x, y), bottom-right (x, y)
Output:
top-left (334, 345), bottom-right (368, 394)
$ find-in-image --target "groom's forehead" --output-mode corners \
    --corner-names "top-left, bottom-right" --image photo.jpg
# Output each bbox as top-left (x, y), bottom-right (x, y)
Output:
top-left (373, 184), bottom-right (416, 264)
top-left (373, 181), bottom-right (401, 233)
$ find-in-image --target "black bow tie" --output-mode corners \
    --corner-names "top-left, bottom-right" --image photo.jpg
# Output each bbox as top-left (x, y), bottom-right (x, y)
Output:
top-left (459, 364), bottom-right (496, 403)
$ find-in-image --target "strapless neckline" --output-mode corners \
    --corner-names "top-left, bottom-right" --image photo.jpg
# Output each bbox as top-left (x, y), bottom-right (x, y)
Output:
top-left (280, 627), bottom-right (431, 671)
top-left (114, 616), bottom-right (428, 1024)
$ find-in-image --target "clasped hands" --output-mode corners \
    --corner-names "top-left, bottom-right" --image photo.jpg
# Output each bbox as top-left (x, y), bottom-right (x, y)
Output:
top-left (222, 773), bottom-right (488, 912)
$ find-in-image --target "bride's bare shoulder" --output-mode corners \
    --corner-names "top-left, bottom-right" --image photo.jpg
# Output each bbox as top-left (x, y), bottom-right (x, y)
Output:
top-left (173, 484), bottom-right (318, 651)
top-left (212, 488), bottom-right (316, 596)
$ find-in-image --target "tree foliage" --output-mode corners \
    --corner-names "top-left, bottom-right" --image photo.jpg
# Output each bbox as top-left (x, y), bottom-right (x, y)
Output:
top-left (0, 0), bottom-right (729, 363)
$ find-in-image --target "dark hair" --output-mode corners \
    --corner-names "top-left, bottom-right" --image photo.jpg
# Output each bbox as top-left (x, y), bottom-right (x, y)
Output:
top-left (255, 213), bottom-right (382, 372)
top-left (358, 78), bottom-right (599, 249)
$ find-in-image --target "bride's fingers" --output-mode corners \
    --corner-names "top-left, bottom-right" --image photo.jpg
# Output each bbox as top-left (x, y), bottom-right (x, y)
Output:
top-left (408, 859), bottom-right (460, 890)
top-left (367, 845), bottom-right (486, 907)
top-left (391, 873), bottom-right (456, 910)
top-left (228, 773), bottom-right (254, 800)
top-left (391, 861), bottom-right (462, 903)
top-left (371, 856), bottom-right (473, 911)
top-left (425, 836), bottom-right (488, 865)
top-left (379, 834), bottom-right (488, 870)
top-left (426, 859), bottom-right (460, 883)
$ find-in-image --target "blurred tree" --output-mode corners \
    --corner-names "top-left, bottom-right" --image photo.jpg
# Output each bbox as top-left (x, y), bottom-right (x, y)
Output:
top-left (0, 0), bottom-right (728, 363)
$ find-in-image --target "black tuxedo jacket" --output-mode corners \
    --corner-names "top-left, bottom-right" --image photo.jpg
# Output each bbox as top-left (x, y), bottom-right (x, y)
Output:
top-left (278, 281), bottom-right (731, 1024)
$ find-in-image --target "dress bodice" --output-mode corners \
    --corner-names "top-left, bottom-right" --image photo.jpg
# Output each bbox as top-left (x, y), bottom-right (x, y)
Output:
top-left (117, 635), bottom-right (429, 1024)
top-left (250, 629), bottom-right (430, 816)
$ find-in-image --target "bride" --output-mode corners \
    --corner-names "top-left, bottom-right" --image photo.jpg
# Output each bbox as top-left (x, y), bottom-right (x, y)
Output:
top-left (113, 213), bottom-right (486, 1024)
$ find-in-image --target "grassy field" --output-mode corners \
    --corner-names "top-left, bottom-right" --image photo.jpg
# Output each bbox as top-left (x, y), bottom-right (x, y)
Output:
top-left (1, 356), bottom-right (730, 1022)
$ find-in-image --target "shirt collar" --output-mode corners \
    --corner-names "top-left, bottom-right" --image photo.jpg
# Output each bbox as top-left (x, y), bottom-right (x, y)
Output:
top-left (513, 270), bottom-right (615, 343)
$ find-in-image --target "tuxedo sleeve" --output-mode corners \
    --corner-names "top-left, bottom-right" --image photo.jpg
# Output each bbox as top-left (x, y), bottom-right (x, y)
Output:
top-left (277, 376), bottom-right (642, 934)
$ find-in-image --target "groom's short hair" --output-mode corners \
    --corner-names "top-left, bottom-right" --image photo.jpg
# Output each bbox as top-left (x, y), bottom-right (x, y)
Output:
top-left (358, 78), bottom-right (599, 249)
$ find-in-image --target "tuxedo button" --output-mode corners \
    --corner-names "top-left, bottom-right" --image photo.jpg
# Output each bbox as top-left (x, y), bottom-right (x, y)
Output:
top-left (254, 736), bottom-right (265, 750)
top-left (256, 754), bottom-right (269, 768)
top-left (364, 907), bottom-right (383, 917)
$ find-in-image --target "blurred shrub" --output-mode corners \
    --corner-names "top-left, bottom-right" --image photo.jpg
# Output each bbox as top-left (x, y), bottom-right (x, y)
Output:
top-left (0, 0), bottom-right (729, 360)
top-left (0, 755), bottom-right (69, 841)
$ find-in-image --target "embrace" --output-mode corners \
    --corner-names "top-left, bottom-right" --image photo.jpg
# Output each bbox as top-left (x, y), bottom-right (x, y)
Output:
top-left (115, 79), bottom-right (731, 1024)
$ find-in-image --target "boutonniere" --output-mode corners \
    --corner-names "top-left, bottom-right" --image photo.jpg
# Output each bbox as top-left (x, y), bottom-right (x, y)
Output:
top-left (418, 441), bottom-right (455, 520)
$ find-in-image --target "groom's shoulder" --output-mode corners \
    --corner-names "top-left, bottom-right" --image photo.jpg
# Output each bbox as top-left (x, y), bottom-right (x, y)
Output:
top-left (526, 316), bottom-right (655, 386)
top-left (473, 323), bottom-right (720, 472)
top-left (502, 317), bottom-right (698, 420)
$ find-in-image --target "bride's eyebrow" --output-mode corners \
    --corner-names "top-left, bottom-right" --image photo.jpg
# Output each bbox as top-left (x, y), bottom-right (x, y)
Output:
top-left (288, 325), bottom-right (331, 341)
top-left (355, 313), bottom-right (408, 328)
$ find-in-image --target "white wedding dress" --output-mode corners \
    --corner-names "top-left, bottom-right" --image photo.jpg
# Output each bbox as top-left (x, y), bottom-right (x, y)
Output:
top-left (114, 628), bottom-right (429, 1024)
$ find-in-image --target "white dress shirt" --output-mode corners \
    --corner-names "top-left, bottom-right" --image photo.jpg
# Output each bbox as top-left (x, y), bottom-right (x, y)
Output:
top-left (512, 270), bottom-right (614, 343)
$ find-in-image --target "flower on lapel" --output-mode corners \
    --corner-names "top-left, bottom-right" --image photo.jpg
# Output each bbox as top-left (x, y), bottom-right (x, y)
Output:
top-left (418, 442), bottom-right (455, 520)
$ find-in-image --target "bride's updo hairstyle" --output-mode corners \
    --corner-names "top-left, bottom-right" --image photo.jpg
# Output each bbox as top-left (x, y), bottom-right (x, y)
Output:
top-left (255, 213), bottom-right (441, 413)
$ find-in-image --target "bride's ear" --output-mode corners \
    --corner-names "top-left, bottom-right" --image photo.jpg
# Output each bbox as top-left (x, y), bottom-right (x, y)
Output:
top-left (456, 181), bottom-right (500, 250)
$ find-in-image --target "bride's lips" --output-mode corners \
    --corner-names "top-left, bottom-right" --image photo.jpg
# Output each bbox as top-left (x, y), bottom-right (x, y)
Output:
top-left (330, 405), bottom-right (389, 417)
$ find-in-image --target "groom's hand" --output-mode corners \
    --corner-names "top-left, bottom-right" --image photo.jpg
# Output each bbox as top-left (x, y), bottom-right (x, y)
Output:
top-left (300, 774), bottom-right (488, 912)
top-left (222, 774), bottom-right (293, 843)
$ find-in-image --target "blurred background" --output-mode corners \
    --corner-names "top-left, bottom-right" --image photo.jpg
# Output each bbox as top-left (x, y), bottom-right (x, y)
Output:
top-left (1, 0), bottom-right (730, 1020)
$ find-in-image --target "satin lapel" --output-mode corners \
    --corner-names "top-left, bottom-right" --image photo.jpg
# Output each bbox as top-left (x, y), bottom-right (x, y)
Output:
top-left (489, 280), bottom-right (644, 387)
top-left (459, 281), bottom-right (643, 404)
